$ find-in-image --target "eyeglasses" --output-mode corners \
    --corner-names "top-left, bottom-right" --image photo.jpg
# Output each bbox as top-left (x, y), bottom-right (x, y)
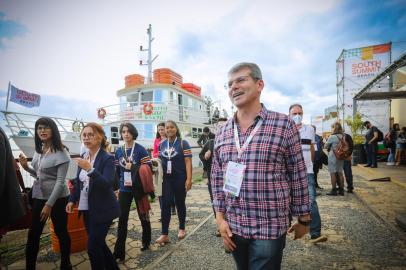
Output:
top-left (81, 133), bottom-right (95, 139)
top-left (37, 125), bottom-right (51, 131)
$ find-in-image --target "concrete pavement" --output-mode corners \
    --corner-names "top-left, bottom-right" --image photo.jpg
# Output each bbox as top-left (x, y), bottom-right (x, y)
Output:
top-left (3, 164), bottom-right (406, 269)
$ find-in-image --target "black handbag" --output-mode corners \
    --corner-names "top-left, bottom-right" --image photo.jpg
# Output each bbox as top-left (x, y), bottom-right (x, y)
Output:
top-left (8, 165), bottom-right (32, 231)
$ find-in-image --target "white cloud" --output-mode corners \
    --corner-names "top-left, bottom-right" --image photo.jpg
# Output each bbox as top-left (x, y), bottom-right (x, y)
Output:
top-left (0, 0), bottom-right (403, 124)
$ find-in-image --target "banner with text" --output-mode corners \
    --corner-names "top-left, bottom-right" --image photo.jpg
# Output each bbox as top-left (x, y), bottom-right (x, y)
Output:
top-left (9, 84), bottom-right (41, 108)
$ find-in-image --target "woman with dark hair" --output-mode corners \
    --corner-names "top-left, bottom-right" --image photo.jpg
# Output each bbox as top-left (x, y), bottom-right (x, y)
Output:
top-left (19, 117), bottom-right (72, 270)
top-left (153, 122), bottom-right (166, 158)
top-left (113, 122), bottom-right (152, 260)
top-left (155, 120), bottom-right (192, 245)
top-left (66, 122), bottom-right (120, 270)
top-left (325, 122), bottom-right (345, 196)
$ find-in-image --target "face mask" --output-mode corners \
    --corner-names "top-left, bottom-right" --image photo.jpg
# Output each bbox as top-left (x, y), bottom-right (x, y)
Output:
top-left (292, 114), bottom-right (302, 125)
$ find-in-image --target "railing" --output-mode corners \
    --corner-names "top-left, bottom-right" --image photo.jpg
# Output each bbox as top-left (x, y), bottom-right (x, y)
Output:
top-left (99, 101), bottom-right (212, 125)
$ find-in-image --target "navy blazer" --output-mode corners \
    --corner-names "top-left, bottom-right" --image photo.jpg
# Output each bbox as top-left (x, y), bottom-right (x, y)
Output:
top-left (69, 149), bottom-right (120, 224)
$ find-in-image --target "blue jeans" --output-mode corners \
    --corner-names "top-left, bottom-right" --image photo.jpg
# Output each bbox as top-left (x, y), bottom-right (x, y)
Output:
top-left (388, 147), bottom-right (396, 163)
top-left (343, 160), bottom-right (353, 191)
top-left (232, 234), bottom-right (286, 270)
top-left (307, 174), bottom-right (322, 238)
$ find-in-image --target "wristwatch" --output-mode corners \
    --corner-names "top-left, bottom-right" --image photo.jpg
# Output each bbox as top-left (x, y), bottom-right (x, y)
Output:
top-left (298, 217), bottom-right (311, 226)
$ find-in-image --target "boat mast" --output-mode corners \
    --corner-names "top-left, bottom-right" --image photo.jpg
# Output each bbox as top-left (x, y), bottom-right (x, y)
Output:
top-left (140, 24), bottom-right (158, 84)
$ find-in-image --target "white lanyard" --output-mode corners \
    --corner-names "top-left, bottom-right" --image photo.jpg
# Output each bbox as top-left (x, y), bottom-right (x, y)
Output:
top-left (166, 137), bottom-right (178, 160)
top-left (234, 119), bottom-right (263, 159)
top-left (124, 141), bottom-right (136, 162)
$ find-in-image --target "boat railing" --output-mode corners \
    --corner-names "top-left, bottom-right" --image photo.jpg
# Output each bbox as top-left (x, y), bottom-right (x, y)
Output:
top-left (99, 101), bottom-right (212, 125)
top-left (1, 110), bottom-right (87, 139)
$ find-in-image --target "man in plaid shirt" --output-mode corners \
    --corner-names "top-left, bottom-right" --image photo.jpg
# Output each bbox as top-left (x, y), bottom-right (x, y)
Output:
top-left (211, 62), bottom-right (311, 270)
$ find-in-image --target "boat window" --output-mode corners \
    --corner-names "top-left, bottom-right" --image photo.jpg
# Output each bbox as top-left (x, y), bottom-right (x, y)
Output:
top-left (170, 91), bottom-right (174, 101)
top-left (127, 92), bottom-right (139, 106)
top-left (154, 89), bottom-right (162, 103)
top-left (141, 91), bottom-right (153, 103)
top-left (192, 127), bottom-right (198, 138)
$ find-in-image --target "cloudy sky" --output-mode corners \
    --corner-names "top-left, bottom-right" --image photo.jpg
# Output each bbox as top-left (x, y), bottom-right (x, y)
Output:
top-left (1, 0), bottom-right (406, 123)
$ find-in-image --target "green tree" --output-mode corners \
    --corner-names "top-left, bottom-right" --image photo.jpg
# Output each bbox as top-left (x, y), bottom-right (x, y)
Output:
top-left (345, 112), bottom-right (365, 144)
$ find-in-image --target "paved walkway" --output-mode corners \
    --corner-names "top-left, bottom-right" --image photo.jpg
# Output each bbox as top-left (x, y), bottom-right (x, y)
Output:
top-left (3, 165), bottom-right (406, 269)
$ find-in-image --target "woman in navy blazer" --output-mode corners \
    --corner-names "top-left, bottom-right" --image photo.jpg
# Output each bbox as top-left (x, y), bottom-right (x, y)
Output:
top-left (66, 123), bottom-right (120, 270)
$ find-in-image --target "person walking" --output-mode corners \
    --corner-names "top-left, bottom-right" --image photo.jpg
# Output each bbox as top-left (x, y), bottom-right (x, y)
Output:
top-left (211, 62), bottom-right (311, 270)
top-left (66, 123), bottom-right (120, 270)
top-left (19, 117), bottom-right (72, 270)
top-left (155, 120), bottom-right (193, 245)
top-left (289, 104), bottom-right (327, 244)
top-left (325, 122), bottom-right (346, 196)
top-left (113, 122), bottom-right (152, 260)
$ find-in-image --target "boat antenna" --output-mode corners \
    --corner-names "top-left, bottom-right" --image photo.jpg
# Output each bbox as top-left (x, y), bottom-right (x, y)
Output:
top-left (140, 24), bottom-right (159, 84)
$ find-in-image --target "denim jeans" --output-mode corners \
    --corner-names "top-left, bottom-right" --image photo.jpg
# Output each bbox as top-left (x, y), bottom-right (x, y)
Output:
top-left (232, 234), bottom-right (286, 270)
top-left (307, 173), bottom-right (322, 238)
top-left (388, 147), bottom-right (396, 163)
top-left (343, 160), bottom-right (353, 190)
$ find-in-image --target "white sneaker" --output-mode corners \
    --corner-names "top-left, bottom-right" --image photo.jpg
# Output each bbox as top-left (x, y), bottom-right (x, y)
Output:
top-left (387, 162), bottom-right (395, 166)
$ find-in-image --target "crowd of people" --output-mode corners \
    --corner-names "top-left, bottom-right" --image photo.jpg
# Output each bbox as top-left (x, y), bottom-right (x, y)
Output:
top-left (1, 61), bottom-right (404, 270)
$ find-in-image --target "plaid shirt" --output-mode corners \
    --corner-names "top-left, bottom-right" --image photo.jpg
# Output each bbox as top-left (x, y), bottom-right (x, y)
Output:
top-left (211, 105), bottom-right (310, 239)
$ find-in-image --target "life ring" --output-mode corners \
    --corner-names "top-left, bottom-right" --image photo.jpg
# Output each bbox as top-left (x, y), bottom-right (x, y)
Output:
top-left (97, 108), bottom-right (107, 119)
top-left (143, 103), bottom-right (153, 115)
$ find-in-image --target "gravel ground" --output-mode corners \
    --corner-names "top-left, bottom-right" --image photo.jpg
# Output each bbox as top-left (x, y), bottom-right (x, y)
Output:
top-left (153, 171), bottom-right (406, 270)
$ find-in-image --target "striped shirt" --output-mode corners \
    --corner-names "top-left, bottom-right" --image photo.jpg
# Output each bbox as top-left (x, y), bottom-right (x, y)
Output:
top-left (211, 105), bottom-right (310, 239)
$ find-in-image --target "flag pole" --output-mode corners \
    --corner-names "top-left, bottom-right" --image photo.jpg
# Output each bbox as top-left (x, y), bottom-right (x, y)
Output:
top-left (5, 82), bottom-right (11, 112)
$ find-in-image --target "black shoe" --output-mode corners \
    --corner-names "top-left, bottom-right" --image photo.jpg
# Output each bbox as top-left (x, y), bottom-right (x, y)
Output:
top-left (326, 190), bottom-right (337, 196)
top-left (61, 263), bottom-right (72, 270)
top-left (347, 189), bottom-right (353, 193)
top-left (364, 165), bottom-right (371, 167)
top-left (113, 253), bottom-right (125, 262)
top-left (140, 244), bottom-right (150, 251)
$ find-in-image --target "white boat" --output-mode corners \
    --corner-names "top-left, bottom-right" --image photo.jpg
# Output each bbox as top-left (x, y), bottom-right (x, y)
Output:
top-left (100, 25), bottom-right (211, 149)
top-left (3, 25), bottom-right (225, 165)
top-left (2, 110), bottom-right (84, 158)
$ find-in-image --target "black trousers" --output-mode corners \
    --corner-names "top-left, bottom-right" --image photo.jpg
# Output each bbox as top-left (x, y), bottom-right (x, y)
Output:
top-left (114, 191), bottom-right (151, 257)
top-left (26, 196), bottom-right (71, 270)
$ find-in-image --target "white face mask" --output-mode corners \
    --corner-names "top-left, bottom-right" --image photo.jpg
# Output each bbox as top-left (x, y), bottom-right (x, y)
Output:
top-left (292, 114), bottom-right (302, 125)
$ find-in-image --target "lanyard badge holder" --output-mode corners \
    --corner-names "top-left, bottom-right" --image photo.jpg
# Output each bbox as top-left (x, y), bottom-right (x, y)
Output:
top-left (223, 119), bottom-right (263, 197)
top-left (121, 142), bottom-right (135, 187)
top-left (166, 138), bottom-right (177, 175)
